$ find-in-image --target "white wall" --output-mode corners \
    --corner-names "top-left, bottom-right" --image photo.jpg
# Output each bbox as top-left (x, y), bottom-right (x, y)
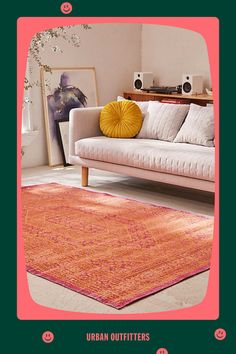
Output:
top-left (141, 25), bottom-right (211, 88)
top-left (22, 23), bottom-right (142, 168)
top-left (22, 23), bottom-right (211, 168)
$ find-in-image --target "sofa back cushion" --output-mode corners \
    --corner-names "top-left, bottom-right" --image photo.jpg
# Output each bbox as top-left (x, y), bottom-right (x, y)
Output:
top-left (174, 103), bottom-right (214, 147)
top-left (117, 96), bottom-right (149, 116)
top-left (137, 101), bottom-right (189, 142)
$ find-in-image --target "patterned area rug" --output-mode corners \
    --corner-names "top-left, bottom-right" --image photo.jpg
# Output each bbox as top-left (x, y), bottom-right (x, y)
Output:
top-left (22, 183), bottom-right (213, 309)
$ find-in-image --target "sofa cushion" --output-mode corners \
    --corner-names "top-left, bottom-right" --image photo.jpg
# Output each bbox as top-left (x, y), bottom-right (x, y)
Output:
top-left (137, 101), bottom-right (189, 142)
top-left (100, 101), bottom-right (142, 138)
top-left (75, 137), bottom-right (214, 181)
top-left (174, 103), bottom-right (215, 147)
top-left (117, 96), bottom-right (149, 116)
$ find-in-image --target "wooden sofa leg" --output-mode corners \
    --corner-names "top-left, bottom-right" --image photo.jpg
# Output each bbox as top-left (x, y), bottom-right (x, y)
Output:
top-left (81, 167), bottom-right (89, 187)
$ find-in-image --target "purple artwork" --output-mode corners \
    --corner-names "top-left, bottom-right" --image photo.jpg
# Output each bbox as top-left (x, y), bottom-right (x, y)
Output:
top-left (47, 72), bottom-right (87, 140)
top-left (42, 67), bottom-right (98, 166)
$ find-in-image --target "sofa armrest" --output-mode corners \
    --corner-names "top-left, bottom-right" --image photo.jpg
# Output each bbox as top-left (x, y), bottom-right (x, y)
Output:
top-left (69, 106), bottom-right (103, 158)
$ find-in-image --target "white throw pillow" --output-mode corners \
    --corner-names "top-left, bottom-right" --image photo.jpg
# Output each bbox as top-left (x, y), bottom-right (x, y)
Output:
top-left (137, 101), bottom-right (189, 142)
top-left (174, 103), bottom-right (214, 147)
top-left (117, 96), bottom-right (149, 115)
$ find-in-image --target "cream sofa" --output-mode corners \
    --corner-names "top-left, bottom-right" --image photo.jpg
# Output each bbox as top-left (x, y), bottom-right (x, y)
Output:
top-left (69, 107), bottom-right (215, 192)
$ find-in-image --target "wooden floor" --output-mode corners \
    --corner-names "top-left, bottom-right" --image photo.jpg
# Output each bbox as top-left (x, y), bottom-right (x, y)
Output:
top-left (22, 165), bottom-right (214, 314)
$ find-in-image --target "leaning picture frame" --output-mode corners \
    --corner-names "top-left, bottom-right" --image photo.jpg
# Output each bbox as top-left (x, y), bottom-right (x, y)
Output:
top-left (41, 67), bottom-right (98, 166)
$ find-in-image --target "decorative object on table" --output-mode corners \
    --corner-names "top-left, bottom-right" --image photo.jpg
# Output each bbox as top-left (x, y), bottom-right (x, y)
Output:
top-left (182, 74), bottom-right (203, 95)
top-left (141, 86), bottom-right (179, 94)
top-left (161, 98), bottom-right (189, 104)
top-left (206, 88), bottom-right (213, 96)
top-left (177, 84), bottom-right (182, 93)
top-left (133, 72), bottom-right (154, 90)
top-left (55, 120), bottom-right (71, 166)
top-left (41, 67), bottom-right (98, 166)
top-left (100, 101), bottom-right (142, 138)
top-left (22, 183), bottom-right (213, 309)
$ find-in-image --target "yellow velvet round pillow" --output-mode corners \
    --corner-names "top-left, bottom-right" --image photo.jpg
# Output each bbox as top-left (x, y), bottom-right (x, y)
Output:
top-left (100, 101), bottom-right (142, 138)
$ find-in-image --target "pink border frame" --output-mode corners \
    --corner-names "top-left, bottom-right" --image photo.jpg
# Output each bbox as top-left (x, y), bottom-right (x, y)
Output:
top-left (17, 17), bottom-right (219, 320)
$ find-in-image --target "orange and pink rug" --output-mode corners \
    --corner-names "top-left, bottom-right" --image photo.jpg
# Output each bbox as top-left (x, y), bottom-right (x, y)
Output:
top-left (22, 183), bottom-right (213, 309)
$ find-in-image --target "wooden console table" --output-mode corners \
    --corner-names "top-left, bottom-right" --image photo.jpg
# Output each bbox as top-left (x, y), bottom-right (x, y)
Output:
top-left (123, 91), bottom-right (213, 106)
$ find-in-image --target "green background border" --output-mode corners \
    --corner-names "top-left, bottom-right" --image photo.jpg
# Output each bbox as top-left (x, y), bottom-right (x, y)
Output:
top-left (4, 1), bottom-right (235, 352)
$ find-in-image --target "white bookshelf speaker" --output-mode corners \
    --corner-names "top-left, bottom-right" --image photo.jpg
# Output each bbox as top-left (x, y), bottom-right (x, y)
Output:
top-left (133, 72), bottom-right (154, 90)
top-left (182, 74), bottom-right (203, 95)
